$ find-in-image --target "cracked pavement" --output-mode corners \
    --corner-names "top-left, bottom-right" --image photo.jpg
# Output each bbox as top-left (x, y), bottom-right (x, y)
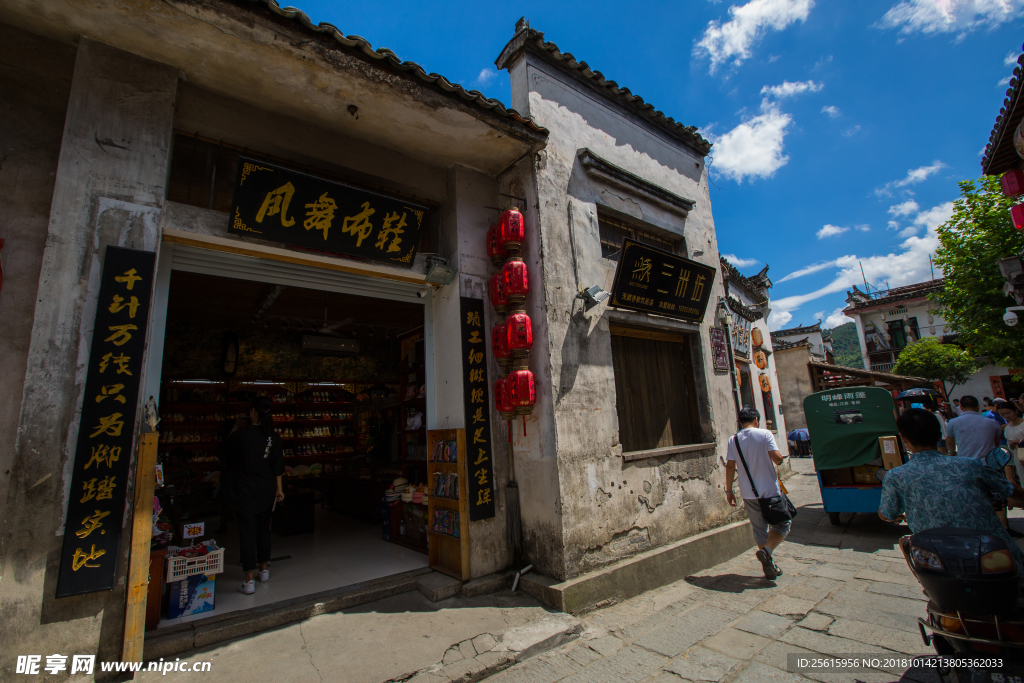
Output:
top-left (482, 457), bottom-right (1024, 683)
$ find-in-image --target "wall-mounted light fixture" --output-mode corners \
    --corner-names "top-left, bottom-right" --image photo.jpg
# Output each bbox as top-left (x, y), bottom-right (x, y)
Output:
top-left (578, 284), bottom-right (610, 312)
top-left (425, 256), bottom-right (457, 286)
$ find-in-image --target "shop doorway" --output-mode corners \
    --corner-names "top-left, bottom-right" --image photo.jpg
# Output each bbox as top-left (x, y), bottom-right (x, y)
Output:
top-left (151, 267), bottom-right (429, 628)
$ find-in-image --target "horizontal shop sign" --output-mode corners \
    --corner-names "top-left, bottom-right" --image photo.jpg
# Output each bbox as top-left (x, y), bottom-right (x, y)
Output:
top-left (610, 238), bottom-right (716, 323)
top-left (229, 158), bottom-right (430, 268)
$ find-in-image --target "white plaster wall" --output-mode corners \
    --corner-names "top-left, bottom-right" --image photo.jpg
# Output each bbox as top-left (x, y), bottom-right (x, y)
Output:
top-left (510, 52), bottom-right (744, 580)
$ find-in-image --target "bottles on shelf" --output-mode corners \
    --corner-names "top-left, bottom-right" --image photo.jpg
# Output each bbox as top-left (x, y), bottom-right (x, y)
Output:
top-left (159, 431), bottom-right (222, 444)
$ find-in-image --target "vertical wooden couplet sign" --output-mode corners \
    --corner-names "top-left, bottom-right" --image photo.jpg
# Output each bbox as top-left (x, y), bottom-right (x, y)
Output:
top-left (56, 246), bottom-right (156, 598)
top-left (460, 297), bottom-right (496, 521)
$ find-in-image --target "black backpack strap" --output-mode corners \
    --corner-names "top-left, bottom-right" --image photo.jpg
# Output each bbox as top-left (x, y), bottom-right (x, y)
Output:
top-left (732, 434), bottom-right (761, 499)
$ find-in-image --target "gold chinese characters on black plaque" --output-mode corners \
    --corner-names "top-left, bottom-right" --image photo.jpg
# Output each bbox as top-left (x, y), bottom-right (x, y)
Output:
top-left (609, 238), bottom-right (716, 323)
top-left (229, 158), bottom-right (430, 267)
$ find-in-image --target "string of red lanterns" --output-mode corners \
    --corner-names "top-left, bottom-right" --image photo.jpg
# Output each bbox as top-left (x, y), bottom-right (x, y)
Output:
top-left (487, 207), bottom-right (536, 431)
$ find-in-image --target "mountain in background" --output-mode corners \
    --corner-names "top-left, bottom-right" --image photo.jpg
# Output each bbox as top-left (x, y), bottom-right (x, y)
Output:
top-left (828, 322), bottom-right (864, 369)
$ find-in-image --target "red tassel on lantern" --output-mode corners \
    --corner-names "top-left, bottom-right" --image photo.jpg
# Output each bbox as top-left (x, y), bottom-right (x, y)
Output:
top-left (495, 375), bottom-right (515, 421)
top-left (508, 367), bottom-right (536, 416)
top-left (486, 223), bottom-right (507, 266)
top-left (492, 321), bottom-right (512, 371)
top-left (502, 257), bottom-right (529, 305)
top-left (499, 207), bottom-right (525, 255)
top-left (506, 310), bottom-right (533, 358)
top-left (489, 272), bottom-right (509, 315)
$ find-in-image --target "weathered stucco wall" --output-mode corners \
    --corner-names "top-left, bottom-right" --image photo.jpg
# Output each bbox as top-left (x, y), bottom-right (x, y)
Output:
top-left (774, 347), bottom-right (813, 432)
top-left (0, 25), bottom-right (75, 567)
top-left (506, 51), bottom-right (745, 580)
top-left (0, 38), bottom-right (177, 675)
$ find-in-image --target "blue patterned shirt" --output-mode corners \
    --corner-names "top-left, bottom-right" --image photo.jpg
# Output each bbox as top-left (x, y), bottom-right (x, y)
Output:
top-left (879, 450), bottom-right (1024, 581)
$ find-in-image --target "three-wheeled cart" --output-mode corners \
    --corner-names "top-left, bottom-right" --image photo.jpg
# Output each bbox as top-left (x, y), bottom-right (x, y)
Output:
top-left (802, 386), bottom-right (906, 526)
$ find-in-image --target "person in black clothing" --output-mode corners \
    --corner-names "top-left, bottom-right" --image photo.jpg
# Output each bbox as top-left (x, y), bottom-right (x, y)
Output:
top-left (224, 396), bottom-right (285, 595)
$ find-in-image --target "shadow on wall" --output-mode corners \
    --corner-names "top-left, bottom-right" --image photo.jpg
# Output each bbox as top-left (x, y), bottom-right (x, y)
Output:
top-left (161, 324), bottom-right (400, 381)
top-left (557, 305), bottom-right (607, 405)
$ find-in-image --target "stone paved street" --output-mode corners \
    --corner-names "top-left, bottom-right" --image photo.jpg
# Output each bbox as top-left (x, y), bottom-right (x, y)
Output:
top-left (481, 457), bottom-right (1024, 683)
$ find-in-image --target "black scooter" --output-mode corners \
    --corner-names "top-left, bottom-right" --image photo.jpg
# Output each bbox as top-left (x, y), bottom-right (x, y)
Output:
top-left (901, 447), bottom-right (1024, 683)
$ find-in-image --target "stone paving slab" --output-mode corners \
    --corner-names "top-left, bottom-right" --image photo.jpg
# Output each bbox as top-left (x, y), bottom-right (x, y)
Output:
top-left (482, 458), bottom-right (1013, 683)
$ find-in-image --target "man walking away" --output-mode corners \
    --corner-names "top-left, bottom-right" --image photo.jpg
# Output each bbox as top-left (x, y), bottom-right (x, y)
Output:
top-left (946, 395), bottom-right (1001, 459)
top-left (725, 408), bottom-right (789, 580)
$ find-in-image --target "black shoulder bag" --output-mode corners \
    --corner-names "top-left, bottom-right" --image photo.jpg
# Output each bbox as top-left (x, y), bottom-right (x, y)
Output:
top-left (732, 434), bottom-right (797, 525)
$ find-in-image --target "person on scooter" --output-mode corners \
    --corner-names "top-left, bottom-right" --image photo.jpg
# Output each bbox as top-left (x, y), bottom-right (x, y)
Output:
top-left (879, 408), bottom-right (1024, 585)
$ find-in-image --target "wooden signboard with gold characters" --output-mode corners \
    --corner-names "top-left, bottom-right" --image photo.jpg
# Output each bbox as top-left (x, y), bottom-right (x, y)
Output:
top-left (609, 238), bottom-right (716, 323)
top-left (56, 246), bottom-right (156, 598)
top-left (229, 158), bottom-right (430, 267)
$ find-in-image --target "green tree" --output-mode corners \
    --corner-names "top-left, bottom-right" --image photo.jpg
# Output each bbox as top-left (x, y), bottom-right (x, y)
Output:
top-left (828, 322), bottom-right (864, 369)
top-left (933, 176), bottom-right (1024, 369)
top-left (892, 337), bottom-right (976, 397)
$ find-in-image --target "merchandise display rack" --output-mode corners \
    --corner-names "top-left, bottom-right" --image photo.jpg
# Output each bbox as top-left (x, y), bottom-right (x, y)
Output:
top-left (426, 428), bottom-right (469, 580)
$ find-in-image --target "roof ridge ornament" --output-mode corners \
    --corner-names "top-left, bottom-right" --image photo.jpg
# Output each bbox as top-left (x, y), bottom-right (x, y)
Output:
top-left (515, 17), bottom-right (530, 33)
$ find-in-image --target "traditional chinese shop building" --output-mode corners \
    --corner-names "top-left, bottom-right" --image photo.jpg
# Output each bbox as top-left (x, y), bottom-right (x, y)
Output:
top-left (0, 0), bottom-right (547, 667)
top-left (491, 21), bottom-right (780, 611)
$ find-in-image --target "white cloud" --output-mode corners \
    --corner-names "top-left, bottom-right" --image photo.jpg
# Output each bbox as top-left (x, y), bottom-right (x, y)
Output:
top-left (898, 225), bottom-right (921, 238)
top-left (767, 309), bottom-right (794, 329)
top-left (695, 0), bottom-right (814, 73)
top-left (825, 308), bottom-right (854, 328)
top-left (888, 199), bottom-right (920, 217)
top-left (821, 105), bottom-right (841, 117)
top-left (723, 253), bottom-right (760, 268)
top-left (888, 220), bottom-right (901, 229)
top-left (770, 201), bottom-right (953, 328)
top-left (817, 224), bottom-right (848, 238)
top-left (708, 100), bottom-right (792, 182)
top-left (761, 80), bottom-right (823, 98)
top-left (878, 0), bottom-right (1024, 37)
top-left (813, 55), bottom-right (833, 70)
top-left (812, 310), bottom-right (825, 321)
top-left (778, 259), bottom-right (839, 282)
top-left (768, 53), bottom-right (782, 62)
top-left (474, 68), bottom-right (498, 86)
top-left (875, 160), bottom-right (946, 196)
top-left (999, 76), bottom-right (1012, 87)
top-left (855, 224), bottom-right (871, 232)
top-left (1008, 50), bottom-right (1021, 65)
top-left (841, 125), bottom-right (861, 137)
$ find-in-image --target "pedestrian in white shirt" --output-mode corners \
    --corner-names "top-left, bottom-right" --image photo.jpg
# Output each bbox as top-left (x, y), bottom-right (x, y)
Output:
top-left (725, 408), bottom-right (789, 580)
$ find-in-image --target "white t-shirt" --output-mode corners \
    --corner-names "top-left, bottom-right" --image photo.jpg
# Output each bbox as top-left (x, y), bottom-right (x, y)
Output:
top-left (727, 428), bottom-right (782, 500)
top-left (1005, 420), bottom-right (1024, 446)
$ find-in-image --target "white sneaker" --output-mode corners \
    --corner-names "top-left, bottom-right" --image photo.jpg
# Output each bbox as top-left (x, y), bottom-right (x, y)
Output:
top-left (259, 569), bottom-right (270, 583)
top-left (238, 580), bottom-right (255, 595)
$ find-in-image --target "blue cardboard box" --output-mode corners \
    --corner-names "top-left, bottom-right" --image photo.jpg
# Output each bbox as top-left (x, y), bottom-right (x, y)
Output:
top-left (168, 573), bottom-right (216, 619)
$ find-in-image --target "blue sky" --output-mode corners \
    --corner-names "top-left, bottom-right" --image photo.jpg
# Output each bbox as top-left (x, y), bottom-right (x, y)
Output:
top-left (291, 0), bottom-right (1023, 330)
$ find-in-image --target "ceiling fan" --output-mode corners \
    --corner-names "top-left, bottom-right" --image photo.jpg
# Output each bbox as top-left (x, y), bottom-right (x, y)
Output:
top-left (317, 317), bottom-right (353, 337)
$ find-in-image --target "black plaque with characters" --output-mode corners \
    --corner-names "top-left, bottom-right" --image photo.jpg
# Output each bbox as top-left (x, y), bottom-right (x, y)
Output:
top-left (56, 246), bottom-right (156, 598)
top-left (460, 297), bottom-right (496, 521)
top-left (609, 238), bottom-right (716, 323)
top-left (711, 328), bottom-right (730, 372)
top-left (229, 158), bottom-right (430, 267)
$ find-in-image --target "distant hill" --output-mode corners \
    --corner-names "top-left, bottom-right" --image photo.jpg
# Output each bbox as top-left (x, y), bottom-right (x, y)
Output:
top-left (828, 322), bottom-right (864, 369)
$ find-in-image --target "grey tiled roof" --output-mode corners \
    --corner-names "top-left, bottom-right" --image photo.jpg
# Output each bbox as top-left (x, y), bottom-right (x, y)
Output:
top-left (982, 43), bottom-right (1024, 176)
top-left (240, 0), bottom-right (547, 137)
top-left (495, 22), bottom-right (710, 155)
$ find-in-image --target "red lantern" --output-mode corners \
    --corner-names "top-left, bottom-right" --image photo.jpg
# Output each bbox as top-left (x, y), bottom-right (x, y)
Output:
top-left (494, 375), bottom-right (515, 421)
top-left (508, 367), bottom-right (536, 416)
top-left (499, 207), bottom-right (525, 255)
top-left (492, 321), bottom-right (512, 371)
top-left (1012, 204), bottom-right (1024, 231)
top-left (502, 257), bottom-right (529, 305)
top-left (506, 310), bottom-right (533, 358)
top-left (486, 222), bottom-right (507, 265)
top-left (1003, 170), bottom-right (1024, 197)
top-left (489, 271), bottom-right (508, 314)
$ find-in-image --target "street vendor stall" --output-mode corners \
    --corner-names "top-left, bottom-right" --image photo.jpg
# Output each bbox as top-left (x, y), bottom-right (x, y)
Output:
top-left (803, 386), bottom-right (907, 525)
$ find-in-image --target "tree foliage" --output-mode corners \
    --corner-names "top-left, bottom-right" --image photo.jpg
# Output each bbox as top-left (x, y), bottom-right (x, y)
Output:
top-left (827, 322), bottom-right (864, 369)
top-left (892, 337), bottom-right (976, 396)
top-left (933, 176), bottom-right (1024, 369)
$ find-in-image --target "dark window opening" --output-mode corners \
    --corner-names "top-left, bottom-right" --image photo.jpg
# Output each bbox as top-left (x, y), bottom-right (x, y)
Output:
top-left (166, 132), bottom-right (436, 253)
top-left (737, 365), bottom-right (755, 411)
top-left (761, 390), bottom-right (778, 432)
top-left (599, 215), bottom-right (683, 261)
top-left (887, 318), bottom-right (919, 349)
top-left (610, 327), bottom-right (703, 452)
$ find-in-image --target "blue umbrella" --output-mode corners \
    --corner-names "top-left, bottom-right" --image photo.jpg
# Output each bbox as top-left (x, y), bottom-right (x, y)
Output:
top-left (896, 388), bottom-right (939, 399)
top-left (788, 428), bottom-right (810, 441)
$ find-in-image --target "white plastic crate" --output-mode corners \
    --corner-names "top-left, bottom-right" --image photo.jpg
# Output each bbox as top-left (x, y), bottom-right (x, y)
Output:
top-left (166, 547), bottom-right (224, 582)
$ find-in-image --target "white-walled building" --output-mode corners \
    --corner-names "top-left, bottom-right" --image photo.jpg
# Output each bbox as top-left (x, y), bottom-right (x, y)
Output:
top-left (721, 261), bottom-right (788, 440)
top-left (843, 280), bottom-right (1018, 401)
top-left (771, 322), bottom-right (833, 364)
